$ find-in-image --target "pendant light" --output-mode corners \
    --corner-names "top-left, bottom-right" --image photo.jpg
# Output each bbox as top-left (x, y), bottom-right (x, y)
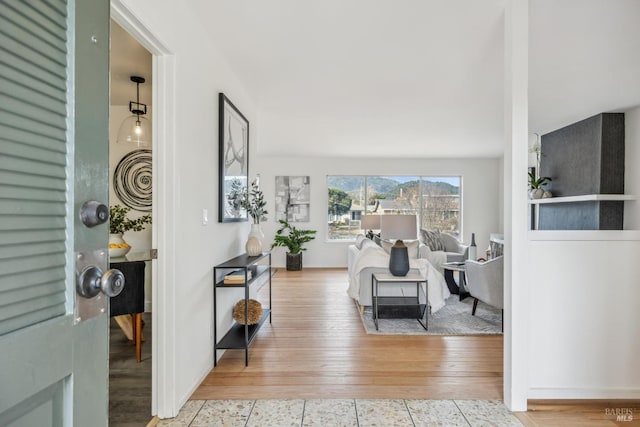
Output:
top-left (117, 75), bottom-right (151, 148)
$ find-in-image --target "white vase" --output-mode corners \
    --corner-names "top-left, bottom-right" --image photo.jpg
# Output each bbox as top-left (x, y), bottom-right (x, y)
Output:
top-left (246, 224), bottom-right (264, 256)
top-left (109, 233), bottom-right (131, 257)
top-left (529, 188), bottom-right (544, 199)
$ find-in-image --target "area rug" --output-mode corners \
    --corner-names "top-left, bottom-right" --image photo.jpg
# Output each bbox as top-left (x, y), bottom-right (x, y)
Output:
top-left (358, 296), bottom-right (503, 335)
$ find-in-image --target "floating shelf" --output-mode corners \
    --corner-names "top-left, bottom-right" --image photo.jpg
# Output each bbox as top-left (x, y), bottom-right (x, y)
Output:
top-left (529, 194), bottom-right (636, 205)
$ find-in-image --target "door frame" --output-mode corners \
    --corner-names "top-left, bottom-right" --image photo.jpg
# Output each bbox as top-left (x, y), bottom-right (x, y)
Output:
top-left (111, 1), bottom-right (179, 418)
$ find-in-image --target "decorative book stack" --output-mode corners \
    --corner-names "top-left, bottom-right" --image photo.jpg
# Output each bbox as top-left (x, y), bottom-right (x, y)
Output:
top-left (223, 270), bottom-right (252, 285)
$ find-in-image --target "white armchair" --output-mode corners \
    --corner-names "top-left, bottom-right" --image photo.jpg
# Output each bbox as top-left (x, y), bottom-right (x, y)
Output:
top-left (440, 233), bottom-right (469, 262)
top-left (464, 256), bottom-right (504, 329)
top-left (419, 230), bottom-right (468, 262)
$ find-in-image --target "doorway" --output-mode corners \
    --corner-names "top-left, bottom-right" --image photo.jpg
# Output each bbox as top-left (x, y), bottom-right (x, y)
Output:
top-left (108, 19), bottom-right (154, 425)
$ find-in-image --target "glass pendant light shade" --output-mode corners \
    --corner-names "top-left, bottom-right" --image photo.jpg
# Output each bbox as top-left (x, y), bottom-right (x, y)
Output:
top-left (117, 114), bottom-right (151, 148)
top-left (117, 75), bottom-right (151, 148)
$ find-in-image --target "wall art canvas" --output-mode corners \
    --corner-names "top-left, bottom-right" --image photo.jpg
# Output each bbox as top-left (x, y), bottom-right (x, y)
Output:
top-left (275, 176), bottom-right (310, 222)
top-left (218, 93), bottom-right (249, 222)
top-left (113, 149), bottom-right (152, 212)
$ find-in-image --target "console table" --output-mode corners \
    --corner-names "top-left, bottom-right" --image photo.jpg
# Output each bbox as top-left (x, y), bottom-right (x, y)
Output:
top-left (213, 252), bottom-right (271, 366)
top-left (371, 273), bottom-right (428, 331)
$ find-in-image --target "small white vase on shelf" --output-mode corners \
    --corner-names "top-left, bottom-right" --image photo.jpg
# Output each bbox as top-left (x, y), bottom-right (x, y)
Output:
top-left (246, 224), bottom-right (264, 256)
top-left (109, 233), bottom-right (131, 257)
top-left (529, 188), bottom-right (544, 199)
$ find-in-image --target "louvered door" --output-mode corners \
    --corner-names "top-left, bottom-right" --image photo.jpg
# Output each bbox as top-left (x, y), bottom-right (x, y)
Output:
top-left (0, 0), bottom-right (111, 425)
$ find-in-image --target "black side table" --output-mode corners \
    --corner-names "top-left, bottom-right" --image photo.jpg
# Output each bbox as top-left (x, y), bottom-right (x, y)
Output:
top-left (371, 273), bottom-right (428, 331)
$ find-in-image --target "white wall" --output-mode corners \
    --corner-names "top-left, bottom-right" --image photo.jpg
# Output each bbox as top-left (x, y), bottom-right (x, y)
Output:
top-left (624, 106), bottom-right (640, 230)
top-left (526, 108), bottom-right (640, 399)
top-left (253, 156), bottom-right (502, 268)
top-left (117, 0), bottom-right (260, 415)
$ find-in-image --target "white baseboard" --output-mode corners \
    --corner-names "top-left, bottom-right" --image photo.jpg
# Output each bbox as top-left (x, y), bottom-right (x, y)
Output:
top-left (529, 387), bottom-right (640, 399)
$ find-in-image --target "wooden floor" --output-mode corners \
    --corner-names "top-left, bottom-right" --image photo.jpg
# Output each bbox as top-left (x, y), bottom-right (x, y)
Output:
top-left (109, 313), bottom-right (152, 427)
top-left (192, 268), bottom-right (504, 400)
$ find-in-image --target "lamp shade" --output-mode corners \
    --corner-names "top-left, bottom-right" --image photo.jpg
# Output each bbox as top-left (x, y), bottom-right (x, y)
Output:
top-left (361, 215), bottom-right (381, 230)
top-left (380, 215), bottom-right (417, 241)
top-left (117, 114), bottom-right (151, 148)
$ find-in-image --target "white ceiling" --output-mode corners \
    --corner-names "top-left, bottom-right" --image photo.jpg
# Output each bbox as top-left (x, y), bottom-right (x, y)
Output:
top-left (110, 21), bottom-right (152, 107)
top-left (111, 1), bottom-right (640, 158)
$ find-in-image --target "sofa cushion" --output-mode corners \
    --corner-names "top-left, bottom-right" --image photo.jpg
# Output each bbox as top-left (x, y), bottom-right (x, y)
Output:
top-left (381, 239), bottom-right (419, 258)
top-left (420, 229), bottom-right (446, 251)
top-left (360, 238), bottom-right (378, 251)
top-left (355, 234), bottom-right (368, 249)
top-left (446, 252), bottom-right (465, 263)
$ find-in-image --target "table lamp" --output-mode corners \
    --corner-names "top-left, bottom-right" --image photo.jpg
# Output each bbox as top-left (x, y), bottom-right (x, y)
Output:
top-left (380, 215), bottom-right (417, 276)
top-left (361, 214), bottom-right (381, 239)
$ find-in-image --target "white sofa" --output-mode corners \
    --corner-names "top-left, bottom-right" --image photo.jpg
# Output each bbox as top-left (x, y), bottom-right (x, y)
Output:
top-left (347, 236), bottom-right (450, 312)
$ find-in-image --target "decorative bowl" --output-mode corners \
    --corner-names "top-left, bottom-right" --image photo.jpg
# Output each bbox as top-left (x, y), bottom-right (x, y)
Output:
top-left (109, 246), bottom-right (131, 258)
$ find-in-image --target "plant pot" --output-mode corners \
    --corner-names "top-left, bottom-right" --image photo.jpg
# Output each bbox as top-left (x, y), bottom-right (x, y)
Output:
top-left (529, 188), bottom-right (544, 199)
top-left (246, 224), bottom-right (264, 256)
top-left (245, 224), bottom-right (264, 256)
top-left (109, 233), bottom-right (131, 257)
top-left (286, 252), bottom-right (302, 271)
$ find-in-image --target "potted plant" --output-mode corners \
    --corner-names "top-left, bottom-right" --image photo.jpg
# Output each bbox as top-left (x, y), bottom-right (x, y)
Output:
top-left (271, 220), bottom-right (317, 271)
top-left (528, 171), bottom-right (552, 199)
top-left (240, 179), bottom-right (268, 225)
top-left (109, 204), bottom-right (152, 256)
top-left (230, 179), bottom-right (268, 255)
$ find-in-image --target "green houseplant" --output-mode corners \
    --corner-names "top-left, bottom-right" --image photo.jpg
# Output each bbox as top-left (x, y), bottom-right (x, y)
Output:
top-left (227, 179), bottom-right (268, 224)
top-left (241, 179), bottom-right (268, 224)
top-left (109, 204), bottom-right (152, 234)
top-left (271, 220), bottom-right (317, 271)
top-left (528, 171), bottom-right (552, 199)
top-left (108, 204), bottom-right (152, 256)
top-left (228, 179), bottom-right (269, 255)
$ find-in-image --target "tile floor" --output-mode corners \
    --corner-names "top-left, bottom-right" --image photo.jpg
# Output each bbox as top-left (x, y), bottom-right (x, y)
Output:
top-left (156, 399), bottom-right (522, 426)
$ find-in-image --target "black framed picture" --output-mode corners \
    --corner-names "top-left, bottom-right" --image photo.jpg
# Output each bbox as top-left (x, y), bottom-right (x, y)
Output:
top-left (218, 93), bottom-right (249, 222)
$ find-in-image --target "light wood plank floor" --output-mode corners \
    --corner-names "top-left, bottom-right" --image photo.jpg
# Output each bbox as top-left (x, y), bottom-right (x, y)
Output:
top-left (192, 268), bottom-right (504, 400)
top-left (188, 268), bottom-right (640, 425)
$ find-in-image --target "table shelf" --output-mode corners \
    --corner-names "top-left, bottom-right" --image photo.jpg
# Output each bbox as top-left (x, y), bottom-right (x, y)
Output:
top-left (213, 252), bottom-right (271, 366)
top-left (216, 309), bottom-right (271, 349)
top-left (372, 273), bottom-right (427, 331)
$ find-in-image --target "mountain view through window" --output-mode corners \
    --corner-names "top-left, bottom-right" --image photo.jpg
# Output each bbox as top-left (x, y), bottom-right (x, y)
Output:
top-left (327, 175), bottom-right (461, 240)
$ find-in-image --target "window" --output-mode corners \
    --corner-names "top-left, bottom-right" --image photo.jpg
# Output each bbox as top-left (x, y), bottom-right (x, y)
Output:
top-left (327, 176), bottom-right (461, 240)
top-left (327, 176), bottom-right (365, 240)
top-left (420, 177), bottom-right (461, 238)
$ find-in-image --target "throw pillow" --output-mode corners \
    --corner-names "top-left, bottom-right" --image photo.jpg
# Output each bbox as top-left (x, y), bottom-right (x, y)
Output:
top-left (406, 240), bottom-right (419, 259)
top-left (490, 240), bottom-right (503, 258)
top-left (420, 229), bottom-right (446, 251)
top-left (380, 239), bottom-right (393, 254)
top-left (380, 239), bottom-right (419, 259)
top-left (355, 234), bottom-right (367, 250)
top-left (360, 238), bottom-right (378, 251)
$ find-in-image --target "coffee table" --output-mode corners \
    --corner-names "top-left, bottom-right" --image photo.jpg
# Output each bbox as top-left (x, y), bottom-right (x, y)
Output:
top-left (442, 261), bottom-right (471, 301)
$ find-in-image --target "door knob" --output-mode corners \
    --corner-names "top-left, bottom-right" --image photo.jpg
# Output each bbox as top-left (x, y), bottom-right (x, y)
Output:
top-left (80, 200), bottom-right (109, 227)
top-left (76, 266), bottom-right (125, 298)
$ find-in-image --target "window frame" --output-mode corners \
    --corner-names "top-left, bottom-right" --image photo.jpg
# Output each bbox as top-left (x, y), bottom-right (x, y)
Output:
top-left (326, 175), bottom-right (462, 241)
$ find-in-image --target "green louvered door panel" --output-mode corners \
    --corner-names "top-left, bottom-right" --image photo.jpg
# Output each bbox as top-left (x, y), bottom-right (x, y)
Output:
top-left (0, 0), bottom-right (69, 336)
top-left (0, 0), bottom-right (111, 425)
